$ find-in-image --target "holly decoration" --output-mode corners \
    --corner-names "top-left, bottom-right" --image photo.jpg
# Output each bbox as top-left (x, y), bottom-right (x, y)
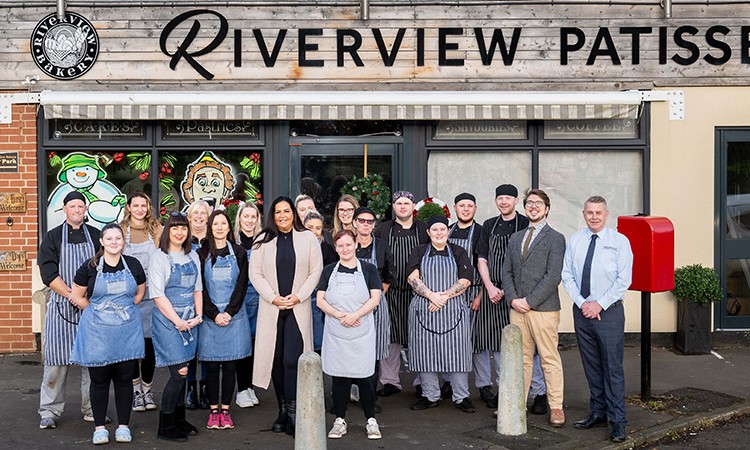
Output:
top-left (340, 174), bottom-right (391, 220)
top-left (222, 198), bottom-right (241, 230)
top-left (48, 152), bottom-right (62, 168)
top-left (239, 152), bottom-right (263, 204)
top-left (414, 197), bottom-right (451, 222)
top-left (159, 193), bottom-right (176, 220)
top-left (159, 154), bottom-right (177, 190)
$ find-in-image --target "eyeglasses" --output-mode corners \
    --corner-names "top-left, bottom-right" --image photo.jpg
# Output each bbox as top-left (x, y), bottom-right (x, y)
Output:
top-left (338, 208), bottom-right (355, 215)
top-left (170, 211), bottom-right (187, 217)
top-left (356, 217), bottom-right (376, 225)
top-left (524, 200), bottom-right (545, 208)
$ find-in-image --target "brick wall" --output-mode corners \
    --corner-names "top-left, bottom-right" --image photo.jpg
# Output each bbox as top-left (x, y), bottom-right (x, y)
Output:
top-left (0, 104), bottom-right (38, 353)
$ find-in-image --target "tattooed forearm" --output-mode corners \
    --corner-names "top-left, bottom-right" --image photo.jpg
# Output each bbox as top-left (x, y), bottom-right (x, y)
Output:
top-left (446, 281), bottom-right (469, 298)
top-left (409, 277), bottom-right (431, 297)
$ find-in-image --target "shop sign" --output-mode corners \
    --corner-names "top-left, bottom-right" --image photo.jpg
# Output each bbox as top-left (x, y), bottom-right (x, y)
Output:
top-left (0, 153), bottom-right (18, 172)
top-left (434, 121), bottom-right (527, 140)
top-left (159, 10), bottom-right (750, 81)
top-left (30, 12), bottom-right (99, 80)
top-left (544, 119), bottom-right (638, 139)
top-left (51, 120), bottom-right (144, 140)
top-left (0, 193), bottom-right (26, 213)
top-left (163, 120), bottom-right (259, 139)
top-left (0, 251), bottom-right (27, 271)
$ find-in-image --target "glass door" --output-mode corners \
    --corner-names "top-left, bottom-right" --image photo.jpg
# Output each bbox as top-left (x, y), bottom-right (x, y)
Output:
top-left (290, 140), bottom-right (398, 227)
top-left (717, 129), bottom-right (750, 328)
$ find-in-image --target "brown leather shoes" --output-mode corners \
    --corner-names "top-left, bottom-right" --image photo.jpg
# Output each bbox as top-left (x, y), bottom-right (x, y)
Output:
top-left (549, 408), bottom-right (565, 427)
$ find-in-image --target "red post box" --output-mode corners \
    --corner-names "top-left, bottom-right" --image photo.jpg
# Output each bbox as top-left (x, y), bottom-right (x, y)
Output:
top-left (617, 215), bottom-right (675, 293)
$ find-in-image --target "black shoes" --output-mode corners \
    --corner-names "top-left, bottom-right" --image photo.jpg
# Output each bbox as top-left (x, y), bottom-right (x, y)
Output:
top-left (157, 412), bottom-right (188, 442)
top-left (610, 424), bottom-right (626, 442)
top-left (487, 394), bottom-right (499, 409)
top-left (198, 381), bottom-right (210, 410)
top-left (479, 385), bottom-right (495, 408)
top-left (440, 382), bottom-right (453, 400)
top-left (271, 399), bottom-right (288, 433)
top-left (410, 398), bottom-right (440, 411)
top-left (414, 384), bottom-right (424, 399)
top-left (530, 394), bottom-right (548, 415)
top-left (454, 398), bottom-right (476, 414)
top-left (285, 401), bottom-right (296, 436)
top-left (174, 405), bottom-right (198, 436)
top-left (376, 384), bottom-right (401, 397)
top-left (185, 381), bottom-right (198, 410)
top-left (573, 414), bottom-right (608, 429)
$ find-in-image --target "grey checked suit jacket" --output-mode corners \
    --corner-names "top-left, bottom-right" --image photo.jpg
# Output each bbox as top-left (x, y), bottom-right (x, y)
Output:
top-left (501, 224), bottom-right (566, 312)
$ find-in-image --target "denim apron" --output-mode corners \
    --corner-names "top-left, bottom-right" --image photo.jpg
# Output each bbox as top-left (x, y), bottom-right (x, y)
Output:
top-left (243, 246), bottom-right (260, 338)
top-left (321, 260), bottom-right (376, 379)
top-left (71, 257), bottom-right (145, 367)
top-left (198, 245), bottom-right (252, 361)
top-left (44, 223), bottom-right (95, 366)
top-left (152, 253), bottom-right (199, 367)
top-left (407, 245), bottom-right (472, 373)
top-left (358, 239), bottom-right (391, 360)
top-left (123, 226), bottom-right (157, 338)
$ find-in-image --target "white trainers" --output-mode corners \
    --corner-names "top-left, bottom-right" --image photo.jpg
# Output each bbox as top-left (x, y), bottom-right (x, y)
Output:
top-left (328, 417), bottom-right (347, 439)
top-left (235, 389), bottom-right (254, 408)
top-left (349, 384), bottom-right (360, 403)
top-left (366, 417), bottom-right (382, 440)
top-left (248, 388), bottom-right (260, 405)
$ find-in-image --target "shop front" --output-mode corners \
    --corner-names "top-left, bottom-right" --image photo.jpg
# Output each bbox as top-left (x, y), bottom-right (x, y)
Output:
top-left (1, 1), bottom-right (749, 351)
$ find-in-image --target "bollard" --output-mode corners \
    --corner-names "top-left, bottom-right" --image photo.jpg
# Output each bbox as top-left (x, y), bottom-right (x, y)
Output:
top-left (497, 324), bottom-right (527, 436)
top-left (295, 351), bottom-right (327, 450)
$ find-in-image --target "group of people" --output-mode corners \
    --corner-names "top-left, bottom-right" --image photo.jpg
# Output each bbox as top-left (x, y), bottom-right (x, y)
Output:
top-left (36, 182), bottom-right (633, 444)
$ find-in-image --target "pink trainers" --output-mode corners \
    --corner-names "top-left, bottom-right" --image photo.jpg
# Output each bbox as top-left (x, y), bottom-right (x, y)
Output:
top-left (220, 410), bottom-right (234, 429)
top-left (207, 410), bottom-right (221, 429)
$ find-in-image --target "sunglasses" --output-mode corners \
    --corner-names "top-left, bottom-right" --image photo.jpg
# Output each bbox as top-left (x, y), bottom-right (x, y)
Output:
top-left (170, 211), bottom-right (187, 217)
top-left (356, 217), bottom-right (376, 225)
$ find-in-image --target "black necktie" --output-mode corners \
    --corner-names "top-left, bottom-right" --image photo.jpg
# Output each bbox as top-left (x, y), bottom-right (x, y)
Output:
top-left (580, 234), bottom-right (598, 299)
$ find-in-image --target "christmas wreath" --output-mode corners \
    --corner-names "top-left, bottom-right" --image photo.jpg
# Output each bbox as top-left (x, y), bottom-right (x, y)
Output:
top-left (340, 174), bottom-right (391, 220)
top-left (414, 197), bottom-right (451, 222)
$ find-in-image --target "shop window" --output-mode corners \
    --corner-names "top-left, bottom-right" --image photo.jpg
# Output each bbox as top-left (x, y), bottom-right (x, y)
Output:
top-left (45, 150), bottom-right (153, 231)
top-left (427, 150), bottom-right (531, 224)
top-left (158, 150), bottom-right (263, 220)
top-left (290, 121), bottom-right (400, 137)
top-left (538, 150), bottom-right (643, 238)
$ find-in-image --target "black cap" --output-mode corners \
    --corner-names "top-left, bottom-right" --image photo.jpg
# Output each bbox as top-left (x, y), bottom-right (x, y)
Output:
top-left (353, 206), bottom-right (376, 219)
top-left (495, 184), bottom-right (518, 198)
top-left (427, 215), bottom-right (449, 228)
top-left (63, 191), bottom-right (86, 205)
top-left (454, 192), bottom-right (476, 204)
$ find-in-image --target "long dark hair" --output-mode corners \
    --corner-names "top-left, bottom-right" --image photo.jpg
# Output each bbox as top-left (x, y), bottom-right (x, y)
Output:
top-left (201, 209), bottom-right (234, 264)
top-left (158, 212), bottom-right (192, 254)
top-left (89, 223), bottom-right (125, 268)
top-left (253, 196), bottom-right (305, 248)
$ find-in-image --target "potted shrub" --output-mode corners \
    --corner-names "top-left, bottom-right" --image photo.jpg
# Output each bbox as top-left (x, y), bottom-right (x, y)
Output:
top-left (671, 264), bottom-right (723, 355)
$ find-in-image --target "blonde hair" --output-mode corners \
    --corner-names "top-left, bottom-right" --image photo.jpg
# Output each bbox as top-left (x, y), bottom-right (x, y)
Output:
top-left (186, 200), bottom-right (211, 220)
top-left (234, 201), bottom-right (263, 242)
top-left (333, 194), bottom-right (360, 234)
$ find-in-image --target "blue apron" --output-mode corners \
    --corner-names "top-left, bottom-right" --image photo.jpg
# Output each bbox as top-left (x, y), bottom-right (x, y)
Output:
top-left (71, 257), bottom-right (145, 367)
top-left (152, 254), bottom-right (199, 367)
top-left (243, 247), bottom-right (260, 337)
top-left (123, 226), bottom-right (158, 338)
top-left (198, 245), bottom-right (252, 361)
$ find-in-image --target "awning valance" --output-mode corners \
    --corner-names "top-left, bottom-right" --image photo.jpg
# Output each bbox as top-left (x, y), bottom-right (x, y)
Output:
top-left (40, 90), bottom-right (642, 121)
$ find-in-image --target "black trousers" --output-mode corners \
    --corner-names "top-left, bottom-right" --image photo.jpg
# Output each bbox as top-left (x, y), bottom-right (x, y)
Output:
top-left (271, 310), bottom-right (303, 402)
top-left (236, 340), bottom-right (254, 392)
top-left (205, 360), bottom-right (237, 407)
top-left (132, 338), bottom-right (155, 385)
top-left (89, 360), bottom-right (138, 427)
top-left (331, 376), bottom-right (377, 420)
top-left (162, 363), bottom-right (188, 414)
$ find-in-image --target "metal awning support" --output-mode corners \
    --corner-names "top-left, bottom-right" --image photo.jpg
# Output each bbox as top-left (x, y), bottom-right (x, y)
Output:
top-left (57, 0), bottom-right (66, 20)
top-left (0, 89), bottom-right (685, 124)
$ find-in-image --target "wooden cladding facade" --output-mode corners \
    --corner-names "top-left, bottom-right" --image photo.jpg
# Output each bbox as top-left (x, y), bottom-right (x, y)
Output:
top-left (2, 2), bottom-right (750, 91)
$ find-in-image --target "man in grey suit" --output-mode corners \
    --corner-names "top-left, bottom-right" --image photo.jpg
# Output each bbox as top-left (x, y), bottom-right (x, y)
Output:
top-left (502, 189), bottom-right (566, 428)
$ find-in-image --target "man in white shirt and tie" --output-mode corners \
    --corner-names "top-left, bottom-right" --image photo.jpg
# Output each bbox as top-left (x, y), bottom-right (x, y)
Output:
top-left (562, 196), bottom-right (633, 443)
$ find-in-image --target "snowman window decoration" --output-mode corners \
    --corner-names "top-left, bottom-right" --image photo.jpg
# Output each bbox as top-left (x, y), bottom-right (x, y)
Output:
top-left (47, 152), bottom-right (126, 230)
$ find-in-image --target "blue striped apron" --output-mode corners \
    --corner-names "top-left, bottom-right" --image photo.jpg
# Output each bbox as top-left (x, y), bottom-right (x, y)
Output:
top-left (43, 223), bottom-right (95, 366)
top-left (358, 238), bottom-right (391, 360)
top-left (407, 245), bottom-right (472, 373)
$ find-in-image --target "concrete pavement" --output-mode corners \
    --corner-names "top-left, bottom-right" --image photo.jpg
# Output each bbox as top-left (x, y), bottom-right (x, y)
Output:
top-left (4, 344), bottom-right (750, 449)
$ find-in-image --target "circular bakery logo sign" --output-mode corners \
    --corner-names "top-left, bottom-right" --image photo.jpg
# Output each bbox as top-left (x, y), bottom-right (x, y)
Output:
top-left (30, 12), bottom-right (99, 80)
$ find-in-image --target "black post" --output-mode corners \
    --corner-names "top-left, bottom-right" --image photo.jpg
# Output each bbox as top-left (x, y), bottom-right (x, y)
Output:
top-left (641, 291), bottom-right (651, 401)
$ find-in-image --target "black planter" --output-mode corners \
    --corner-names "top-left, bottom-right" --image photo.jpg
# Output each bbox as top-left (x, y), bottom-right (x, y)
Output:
top-left (675, 300), bottom-right (712, 355)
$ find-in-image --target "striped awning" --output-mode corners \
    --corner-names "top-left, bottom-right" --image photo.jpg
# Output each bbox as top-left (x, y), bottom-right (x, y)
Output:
top-left (40, 90), bottom-right (641, 121)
